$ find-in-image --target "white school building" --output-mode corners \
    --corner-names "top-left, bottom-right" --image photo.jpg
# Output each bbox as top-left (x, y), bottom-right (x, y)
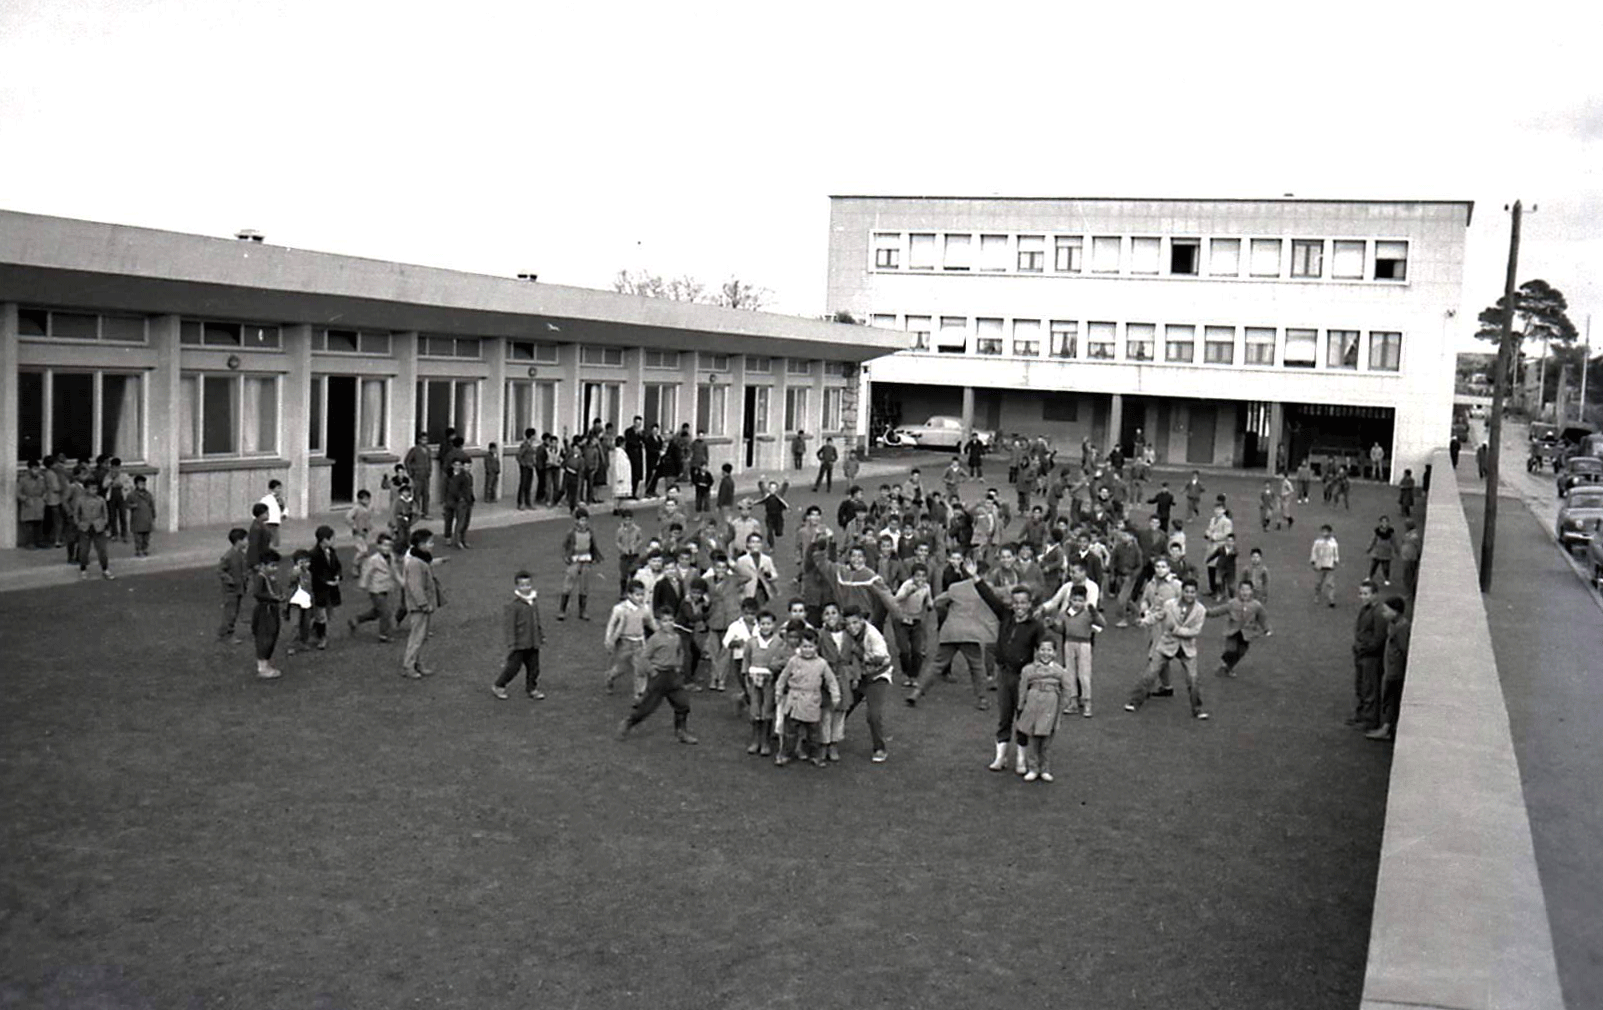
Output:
top-left (0, 210), bottom-right (903, 549)
top-left (828, 196), bottom-right (1471, 481)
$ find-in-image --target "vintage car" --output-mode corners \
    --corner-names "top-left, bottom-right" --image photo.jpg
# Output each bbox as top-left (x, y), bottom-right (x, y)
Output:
top-left (1589, 529), bottom-right (1603, 588)
top-left (883, 415), bottom-right (994, 450)
top-left (1555, 455), bottom-right (1603, 497)
top-left (1556, 485), bottom-right (1603, 552)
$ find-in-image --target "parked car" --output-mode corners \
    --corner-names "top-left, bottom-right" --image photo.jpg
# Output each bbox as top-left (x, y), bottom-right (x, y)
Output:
top-left (1589, 531), bottom-right (1603, 588)
top-left (1556, 456), bottom-right (1603, 497)
top-left (1556, 486), bottom-right (1603, 552)
top-left (884, 415), bottom-right (994, 450)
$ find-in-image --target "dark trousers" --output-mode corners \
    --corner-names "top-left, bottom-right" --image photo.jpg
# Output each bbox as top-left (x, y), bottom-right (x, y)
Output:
top-left (219, 592), bottom-right (244, 639)
top-left (845, 677), bottom-right (889, 751)
top-left (643, 457), bottom-right (661, 496)
top-left (813, 463), bottom-right (834, 492)
top-left (1129, 650), bottom-right (1202, 714)
top-left (917, 641), bottom-right (986, 698)
top-left (1367, 558), bottom-right (1392, 582)
top-left (352, 590), bottom-right (393, 637)
top-left (896, 621), bottom-right (925, 684)
top-left (78, 529), bottom-right (109, 572)
top-left (496, 647), bottom-right (541, 693)
top-left (1353, 654), bottom-right (1382, 728)
top-left (21, 519), bottom-right (44, 548)
top-left (542, 467), bottom-right (562, 505)
top-left (993, 665), bottom-right (1029, 746)
top-left (442, 503), bottom-right (457, 541)
top-left (47, 504), bottom-right (67, 546)
top-left (627, 667), bottom-right (691, 729)
top-left (695, 488), bottom-right (710, 513)
top-left (407, 470), bottom-right (431, 516)
top-left (1221, 631), bottom-right (1250, 671)
top-left (108, 494), bottom-right (127, 539)
top-left (680, 631), bottom-right (703, 685)
top-left (1380, 671), bottom-right (1405, 728)
top-left (564, 471), bottom-right (581, 511)
top-left (483, 472), bottom-right (499, 503)
top-left (517, 465), bottom-right (535, 508)
top-left (618, 553), bottom-right (639, 597)
top-left (627, 450), bottom-right (645, 497)
top-left (444, 503), bottom-right (472, 544)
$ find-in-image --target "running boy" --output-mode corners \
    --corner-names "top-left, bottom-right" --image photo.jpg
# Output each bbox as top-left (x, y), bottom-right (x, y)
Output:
top-left (351, 531), bottom-right (399, 641)
top-left (616, 605), bottom-right (699, 745)
top-left (349, 489), bottom-right (375, 558)
top-left (603, 580), bottom-right (655, 697)
top-left (1205, 579), bottom-right (1273, 677)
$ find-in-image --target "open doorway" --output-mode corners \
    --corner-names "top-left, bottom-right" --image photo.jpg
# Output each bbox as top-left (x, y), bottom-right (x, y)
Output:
top-left (327, 376), bottom-right (357, 503)
top-left (743, 386), bottom-right (758, 467)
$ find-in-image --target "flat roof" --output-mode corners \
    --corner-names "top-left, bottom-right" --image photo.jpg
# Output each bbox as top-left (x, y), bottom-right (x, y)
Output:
top-left (0, 210), bottom-right (902, 362)
top-left (829, 195), bottom-right (1475, 226)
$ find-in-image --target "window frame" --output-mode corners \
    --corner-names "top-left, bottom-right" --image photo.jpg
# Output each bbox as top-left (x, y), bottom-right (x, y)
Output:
top-left (1016, 235), bottom-right (1045, 273)
top-left (1086, 321), bottom-right (1117, 360)
top-left (1169, 238), bottom-right (1201, 276)
top-left (1125, 322), bottom-right (1156, 362)
top-left (1203, 326), bottom-right (1235, 365)
top-left (1369, 331), bottom-right (1403, 371)
top-left (783, 387), bottom-right (810, 432)
top-left (1248, 239), bottom-right (1283, 278)
top-left (1130, 236), bottom-right (1162, 275)
top-left (418, 335), bottom-right (483, 360)
top-left (1326, 329), bottom-right (1361, 370)
top-left (1374, 241), bottom-right (1409, 281)
top-left (821, 387), bottom-right (845, 432)
top-left (1049, 320), bottom-right (1078, 359)
top-left (1053, 236), bottom-right (1084, 273)
top-left (744, 355), bottom-right (773, 374)
top-left (1290, 239), bottom-right (1324, 279)
top-left (1208, 238), bottom-right (1242, 277)
top-left (975, 318), bottom-right (1005, 356)
top-left (180, 318), bottom-right (281, 350)
top-left (18, 308), bottom-right (149, 344)
top-left (17, 368), bottom-right (147, 463)
top-left (1243, 327), bottom-right (1277, 366)
top-left (643, 350), bottom-right (682, 370)
top-left (181, 371), bottom-right (279, 459)
top-left (507, 340), bottom-right (561, 363)
top-left (580, 345), bottom-right (625, 367)
top-left (415, 376), bottom-right (483, 446)
top-left (1163, 324), bottom-right (1196, 363)
top-left (1091, 235), bottom-right (1121, 274)
top-left (642, 381), bottom-right (681, 431)
top-left (696, 382), bottom-right (729, 436)
top-left (504, 377), bottom-right (557, 441)
top-left (1282, 328), bottom-right (1318, 369)
top-left (905, 315), bottom-right (932, 351)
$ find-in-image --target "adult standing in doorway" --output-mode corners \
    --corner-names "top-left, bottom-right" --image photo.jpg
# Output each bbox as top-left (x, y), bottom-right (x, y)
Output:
top-left (404, 433), bottom-right (433, 519)
top-left (965, 434), bottom-right (985, 479)
top-left (643, 424), bottom-right (664, 497)
top-left (515, 428), bottom-right (538, 510)
top-left (624, 416), bottom-right (646, 498)
top-left (1369, 441), bottom-right (1386, 482)
top-left (675, 424), bottom-right (694, 481)
top-left (790, 429), bottom-right (808, 471)
top-left (814, 436), bottom-right (839, 493)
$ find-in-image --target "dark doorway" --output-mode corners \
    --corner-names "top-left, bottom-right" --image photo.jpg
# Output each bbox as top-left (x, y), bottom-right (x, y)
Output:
top-left (327, 376), bottom-right (357, 503)
top-left (743, 386), bottom-right (758, 467)
top-left (1120, 395), bottom-right (1154, 456)
top-left (1187, 402), bottom-right (1217, 464)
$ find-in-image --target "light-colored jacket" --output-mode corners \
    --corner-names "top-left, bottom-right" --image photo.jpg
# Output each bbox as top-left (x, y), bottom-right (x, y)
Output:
top-left (776, 655), bottom-right (841, 723)
top-left (359, 552), bottom-right (399, 595)
top-left (401, 552), bottom-right (442, 613)
top-left (1150, 598), bottom-right (1205, 658)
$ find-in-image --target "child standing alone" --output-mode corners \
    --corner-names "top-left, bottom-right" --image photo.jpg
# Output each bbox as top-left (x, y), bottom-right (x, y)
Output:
top-left (558, 507), bottom-right (602, 621)
top-left (127, 475), bottom-right (156, 557)
top-left (492, 570), bottom-right (545, 700)
top-left (1015, 639), bottom-right (1071, 782)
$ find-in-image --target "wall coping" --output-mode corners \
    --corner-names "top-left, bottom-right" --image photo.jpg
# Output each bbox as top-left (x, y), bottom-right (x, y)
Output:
top-left (1360, 451), bottom-right (1564, 1009)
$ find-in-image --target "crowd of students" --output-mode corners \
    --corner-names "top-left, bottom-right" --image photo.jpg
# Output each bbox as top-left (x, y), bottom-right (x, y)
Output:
top-left (212, 424), bottom-right (1418, 773)
top-left (15, 453), bottom-right (156, 578)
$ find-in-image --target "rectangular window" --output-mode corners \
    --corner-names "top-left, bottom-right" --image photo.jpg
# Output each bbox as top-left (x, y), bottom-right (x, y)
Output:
top-left (53, 313), bottom-right (100, 340)
top-left (1049, 320), bottom-right (1077, 359)
top-left (1011, 319), bottom-right (1041, 357)
top-left (1249, 239), bottom-right (1283, 277)
top-left (943, 233), bottom-right (972, 271)
top-left (905, 315), bottom-right (932, 351)
top-left (181, 373), bottom-right (278, 458)
top-left (699, 352), bottom-right (730, 371)
top-left (1091, 236), bottom-right (1121, 273)
top-left (323, 329), bottom-right (360, 353)
top-left (975, 318), bottom-right (1004, 355)
top-left (309, 376), bottom-right (324, 452)
top-left (1042, 393), bottom-right (1079, 422)
top-left (784, 387), bottom-right (809, 431)
top-left (420, 335), bottom-right (482, 359)
top-left (1369, 331), bottom-right (1402, 371)
top-left (642, 383), bottom-right (679, 431)
top-left (1332, 240), bottom-right (1366, 279)
top-left (869, 314), bottom-right (896, 331)
top-left (936, 316), bottom-right (967, 354)
top-left (504, 379), bottom-right (556, 441)
top-left (697, 383), bottom-right (728, 435)
top-left (824, 361), bottom-right (850, 377)
top-left (1244, 327), bottom-right (1276, 365)
top-left (745, 355), bottom-right (772, 373)
top-left (580, 382), bottom-right (622, 431)
top-left (1130, 237), bottom-right (1162, 275)
top-left (1203, 326), bottom-right (1235, 364)
top-left (1291, 240), bottom-right (1324, 278)
top-left (908, 233), bottom-right (936, 270)
top-left (873, 233), bottom-right (901, 269)
top-left (1326, 329), bottom-right (1361, 369)
top-left (1170, 239), bottom-right (1200, 275)
top-left (202, 375), bottom-right (238, 453)
top-left (1086, 321), bottom-right (1116, 359)
top-left (416, 378), bottom-right (480, 444)
top-left (508, 340), bottom-right (559, 363)
top-left (580, 345), bottom-right (624, 366)
top-left (1126, 323), bottom-right (1155, 361)
top-left (1164, 324), bottom-right (1195, 363)
top-left (979, 234), bottom-right (1009, 272)
top-left (18, 308), bottom-right (49, 337)
top-left (359, 378), bottom-right (388, 448)
top-left (786, 358), bottom-right (815, 376)
top-left (1283, 328), bottom-right (1317, 368)
top-left (1374, 241), bottom-right (1408, 280)
top-left (17, 309), bottom-right (148, 343)
top-left (644, 350), bottom-right (681, 369)
top-left (20, 371), bottom-right (142, 460)
top-left (752, 385), bottom-right (771, 435)
top-left (1016, 235), bottom-right (1045, 273)
top-left (1209, 238), bottom-right (1241, 276)
top-left (361, 332), bottom-right (391, 355)
top-left (1054, 236), bottom-right (1083, 273)
top-left (822, 387), bottom-right (844, 431)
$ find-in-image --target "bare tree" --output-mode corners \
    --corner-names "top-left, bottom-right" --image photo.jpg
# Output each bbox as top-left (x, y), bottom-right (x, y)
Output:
top-left (613, 269), bottom-right (767, 310)
top-left (714, 277), bottom-right (771, 311)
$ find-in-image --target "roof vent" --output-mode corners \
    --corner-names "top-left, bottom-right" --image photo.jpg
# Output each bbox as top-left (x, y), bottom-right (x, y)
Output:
top-left (517, 273), bottom-right (539, 282)
top-left (235, 229), bottom-right (264, 243)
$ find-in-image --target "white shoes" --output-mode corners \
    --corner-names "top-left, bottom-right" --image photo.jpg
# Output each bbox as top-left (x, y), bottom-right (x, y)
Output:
top-left (1040, 772), bottom-right (1054, 783)
top-left (987, 741), bottom-right (1007, 772)
top-left (1023, 771), bottom-right (1039, 782)
top-left (1015, 748), bottom-right (1028, 775)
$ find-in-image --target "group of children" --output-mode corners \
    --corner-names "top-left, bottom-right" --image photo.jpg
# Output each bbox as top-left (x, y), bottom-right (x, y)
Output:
top-left (15, 454), bottom-right (158, 577)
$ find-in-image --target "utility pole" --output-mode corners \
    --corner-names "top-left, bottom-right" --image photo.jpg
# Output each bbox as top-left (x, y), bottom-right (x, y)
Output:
top-left (1582, 314), bottom-right (1592, 425)
top-left (1481, 201), bottom-right (1522, 593)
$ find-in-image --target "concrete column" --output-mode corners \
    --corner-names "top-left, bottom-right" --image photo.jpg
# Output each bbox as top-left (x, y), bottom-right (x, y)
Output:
top-left (393, 332), bottom-right (419, 456)
top-left (1107, 393), bottom-right (1124, 454)
top-left (1266, 401), bottom-right (1285, 474)
top-left (283, 324), bottom-right (313, 520)
top-left (484, 337), bottom-right (506, 452)
top-left (555, 344), bottom-right (579, 439)
top-left (961, 385), bottom-right (976, 437)
top-left (0, 303), bottom-right (17, 547)
top-left (148, 315), bottom-right (183, 533)
top-left (851, 363), bottom-right (870, 453)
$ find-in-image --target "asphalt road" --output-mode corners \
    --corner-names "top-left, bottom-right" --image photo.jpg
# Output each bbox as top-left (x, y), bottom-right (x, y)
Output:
top-left (1462, 486), bottom-right (1603, 1010)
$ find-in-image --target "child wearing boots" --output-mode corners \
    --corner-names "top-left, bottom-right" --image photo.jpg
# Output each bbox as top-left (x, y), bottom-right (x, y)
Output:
top-left (616, 605), bottom-right (699, 745)
top-left (742, 610), bottom-right (788, 756)
top-left (558, 507), bottom-right (603, 620)
top-left (774, 628), bottom-right (842, 767)
top-left (309, 525), bottom-right (343, 650)
top-left (615, 508), bottom-right (644, 598)
top-left (603, 581), bottom-right (655, 697)
top-left (1015, 638), bottom-right (1071, 782)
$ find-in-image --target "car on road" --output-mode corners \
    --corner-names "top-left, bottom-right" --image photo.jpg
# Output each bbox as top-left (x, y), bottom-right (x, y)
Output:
top-left (1557, 486), bottom-right (1603, 552)
top-left (1556, 456), bottom-right (1603, 497)
top-left (884, 415), bottom-right (994, 451)
top-left (1588, 530), bottom-right (1603, 588)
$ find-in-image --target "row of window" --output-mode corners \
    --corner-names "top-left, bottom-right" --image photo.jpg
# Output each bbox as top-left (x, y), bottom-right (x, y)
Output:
top-left (508, 380), bottom-right (843, 444)
top-left (870, 232), bottom-right (1410, 282)
top-left (869, 314), bottom-right (1403, 371)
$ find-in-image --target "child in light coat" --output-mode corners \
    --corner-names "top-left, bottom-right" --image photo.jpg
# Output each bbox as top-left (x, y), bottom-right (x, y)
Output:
top-left (774, 629), bottom-right (842, 767)
top-left (1015, 639), bottom-right (1072, 782)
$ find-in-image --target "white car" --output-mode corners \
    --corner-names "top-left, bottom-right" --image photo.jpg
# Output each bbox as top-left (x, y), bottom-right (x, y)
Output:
top-left (885, 415), bottom-right (994, 450)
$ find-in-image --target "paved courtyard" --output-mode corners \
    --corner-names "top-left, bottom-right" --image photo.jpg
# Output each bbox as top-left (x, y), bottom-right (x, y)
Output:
top-left (0, 462), bottom-right (1402, 1009)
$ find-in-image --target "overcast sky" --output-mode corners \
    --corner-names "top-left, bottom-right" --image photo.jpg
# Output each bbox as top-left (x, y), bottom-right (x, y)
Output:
top-left (1, 1), bottom-right (1597, 351)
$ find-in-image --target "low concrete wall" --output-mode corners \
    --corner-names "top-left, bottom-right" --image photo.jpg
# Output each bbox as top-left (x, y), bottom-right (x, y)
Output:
top-left (1360, 451), bottom-right (1563, 1009)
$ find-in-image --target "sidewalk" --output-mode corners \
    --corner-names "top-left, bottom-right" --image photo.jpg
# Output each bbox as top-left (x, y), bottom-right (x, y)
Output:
top-left (0, 452), bottom-right (946, 594)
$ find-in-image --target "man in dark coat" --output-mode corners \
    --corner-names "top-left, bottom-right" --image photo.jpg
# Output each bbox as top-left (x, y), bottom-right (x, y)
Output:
top-left (624, 417), bottom-right (646, 498)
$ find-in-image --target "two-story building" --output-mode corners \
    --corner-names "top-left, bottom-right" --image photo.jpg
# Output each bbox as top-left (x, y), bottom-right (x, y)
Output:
top-left (827, 196), bottom-right (1471, 482)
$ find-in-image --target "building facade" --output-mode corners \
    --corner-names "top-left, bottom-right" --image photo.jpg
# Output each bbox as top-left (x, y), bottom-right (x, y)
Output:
top-left (827, 196), bottom-right (1471, 481)
top-left (1, 211), bottom-right (900, 549)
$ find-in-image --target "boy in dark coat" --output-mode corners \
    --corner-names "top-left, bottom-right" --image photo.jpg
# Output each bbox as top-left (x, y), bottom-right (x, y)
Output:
top-left (492, 570), bottom-right (546, 699)
top-left (309, 525), bottom-right (344, 649)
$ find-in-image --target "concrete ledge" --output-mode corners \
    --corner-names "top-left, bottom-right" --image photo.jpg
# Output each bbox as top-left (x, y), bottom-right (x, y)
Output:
top-left (1360, 451), bottom-right (1564, 1010)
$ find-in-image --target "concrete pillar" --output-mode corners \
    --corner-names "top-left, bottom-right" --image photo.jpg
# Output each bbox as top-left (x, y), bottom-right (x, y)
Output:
top-left (392, 332), bottom-right (419, 458)
top-left (961, 385), bottom-right (976, 437)
top-left (851, 363), bottom-right (870, 453)
top-left (148, 315), bottom-right (183, 533)
top-left (1107, 393), bottom-right (1124, 454)
top-left (555, 343), bottom-right (579, 439)
top-left (282, 324), bottom-right (313, 520)
top-left (0, 303), bottom-right (17, 547)
top-left (484, 337), bottom-right (506, 453)
top-left (1266, 401), bottom-right (1285, 474)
